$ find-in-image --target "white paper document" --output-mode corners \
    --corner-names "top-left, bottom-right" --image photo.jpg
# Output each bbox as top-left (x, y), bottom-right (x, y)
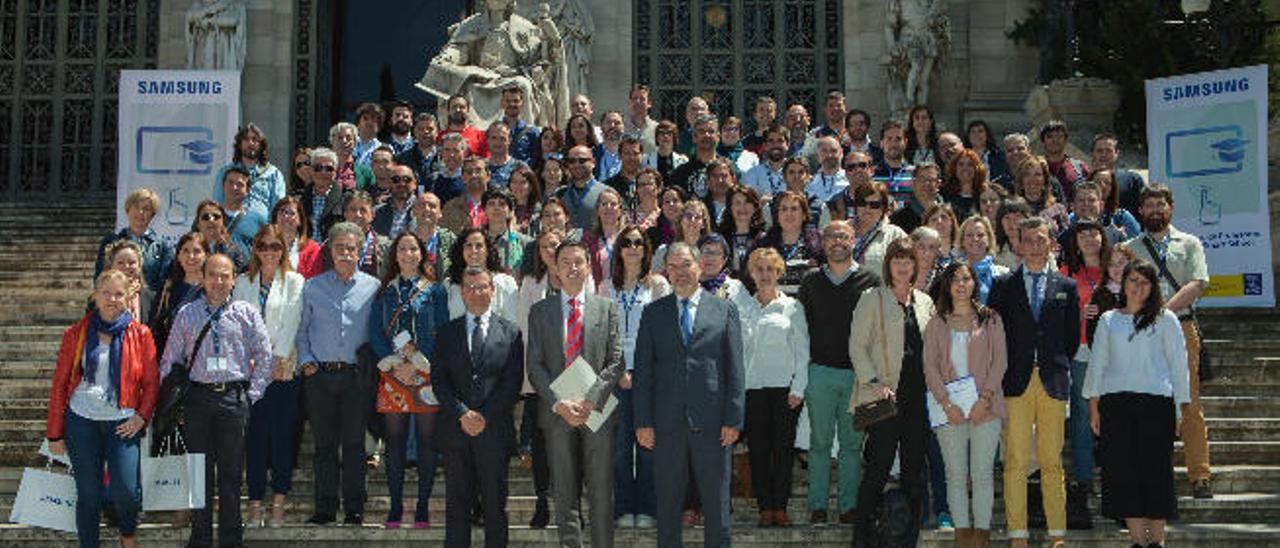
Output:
top-left (926, 375), bottom-right (980, 429)
top-left (550, 357), bottom-right (618, 432)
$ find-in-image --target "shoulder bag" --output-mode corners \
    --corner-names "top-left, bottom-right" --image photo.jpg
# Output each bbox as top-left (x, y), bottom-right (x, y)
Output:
top-left (854, 290), bottom-right (899, 431)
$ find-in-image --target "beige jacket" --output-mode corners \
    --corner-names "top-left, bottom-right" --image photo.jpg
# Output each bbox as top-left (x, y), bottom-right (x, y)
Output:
top-left (848, 286), bottom-right (934, 410)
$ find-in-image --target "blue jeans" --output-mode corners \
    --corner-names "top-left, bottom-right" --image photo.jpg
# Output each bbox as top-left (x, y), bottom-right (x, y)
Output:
top-left (613, 385), bottom-right (656, 517)
top-left (245, 378), bottom-right (301, 500)
top-left (1069, 359), bottom-right (1095, 482)
top-left (65, 412), bottom-right (141, 548)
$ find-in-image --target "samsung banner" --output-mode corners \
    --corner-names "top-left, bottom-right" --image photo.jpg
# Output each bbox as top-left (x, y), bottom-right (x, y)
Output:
top-left (1145, 64), bottom-right (1274, 307)
top-left (117, 70), bottom-right (241, 243)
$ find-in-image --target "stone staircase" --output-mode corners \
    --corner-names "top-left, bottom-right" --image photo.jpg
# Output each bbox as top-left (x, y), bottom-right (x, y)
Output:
top-left (0, 202), bottom-right (1277, 546)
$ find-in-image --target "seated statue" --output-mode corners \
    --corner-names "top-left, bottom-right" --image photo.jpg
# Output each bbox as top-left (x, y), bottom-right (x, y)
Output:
top-left (417, 0), bottom-right (569, 128)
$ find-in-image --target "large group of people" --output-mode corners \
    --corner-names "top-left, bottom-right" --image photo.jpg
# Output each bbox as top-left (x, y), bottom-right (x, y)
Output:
top-left (49, 84), bottom-right (1210, 548)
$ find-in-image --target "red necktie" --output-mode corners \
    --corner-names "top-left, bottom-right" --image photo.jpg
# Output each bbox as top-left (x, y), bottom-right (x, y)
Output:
top-left (564, 298), bottom-right (583, 368)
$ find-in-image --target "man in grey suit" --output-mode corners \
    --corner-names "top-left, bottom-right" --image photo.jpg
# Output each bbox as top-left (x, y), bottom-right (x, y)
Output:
top-left (527, 239), bottom-right (624, 548)
top-left (634, 241), bottom-right (746, 547)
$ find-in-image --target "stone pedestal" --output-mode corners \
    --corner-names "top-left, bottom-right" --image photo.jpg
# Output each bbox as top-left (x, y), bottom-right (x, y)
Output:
top-left (157, 0), bottom-right (294, 170)
top-left (1023, 76), bottom-right (1122, 157)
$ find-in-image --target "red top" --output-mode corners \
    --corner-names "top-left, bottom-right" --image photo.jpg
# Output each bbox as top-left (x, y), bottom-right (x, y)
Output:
top-left (296, 239), bottom-right (324, 279)
top-left (376, 370), bottom-right (438, 414)
top-left (437, 125), bottom-right (487, 157)
top-left (1061, 264), bottom-right (1102, 346)
top-left (46, 314), bottom-right (159, 440)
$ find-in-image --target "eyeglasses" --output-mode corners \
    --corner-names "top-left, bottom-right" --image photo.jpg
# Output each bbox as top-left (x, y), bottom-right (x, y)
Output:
top-left (295, 160), bottom-right (311, 169)
top-left (390, 175), bottom-right (414, 184)
top-left (619, 238), bottom-right (645, 249)
top-left (199, 212), bottom-right (223, 222)
top-left (312, 165), bottom-right (335, 173)
top-left (257, 243), bottom-right (284, 252)
top-left (823, 232), bottom-right (853, 241)
top-left (700, 248), bottom-right (724, 257)
top-left (845, 162), bottom-right (871, 170)
top-left (855, 200), bottom-right (884, 210)
top-left (565, 157), bottom-right (592, 164)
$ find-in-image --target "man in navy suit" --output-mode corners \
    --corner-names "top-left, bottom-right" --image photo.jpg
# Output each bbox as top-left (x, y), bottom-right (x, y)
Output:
top-left (988, 216), bottom-right (1080, 548)
top-left (634, 241), bottom-right (746, 547)
top-left (432, 266), bottom-right (524, 548)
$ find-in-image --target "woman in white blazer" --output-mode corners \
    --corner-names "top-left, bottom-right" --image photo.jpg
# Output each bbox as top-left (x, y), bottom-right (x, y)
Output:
top-left (231, 224), bottom-right (305, 528)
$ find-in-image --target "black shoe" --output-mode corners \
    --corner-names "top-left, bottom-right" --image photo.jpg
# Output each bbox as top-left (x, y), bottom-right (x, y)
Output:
top-left (1146, 543), bottom-right (1164, 548)
top-left (471, 507), bottom-right (484, 527)
top-left (529, 498), bottom-right (550, 529)
top-left (343, 513), bottom-right (363, 526)
top-left (1193, 479), bottom-right (1214, 499)
top-left (1066, 481), bottom-right (1093, 530)
top-left (305, 514), bottom-right (336, 526)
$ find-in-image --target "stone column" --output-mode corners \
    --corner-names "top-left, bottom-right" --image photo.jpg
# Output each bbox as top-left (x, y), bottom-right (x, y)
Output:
top-left (157, 0), bottom-right (294, 169)
top-left (581, 0), bottom-right (633, 118)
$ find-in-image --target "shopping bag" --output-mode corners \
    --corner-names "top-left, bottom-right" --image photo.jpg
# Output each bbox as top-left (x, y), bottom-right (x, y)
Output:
top-left (8, 465), bottom-right (78, 533)
top-left (141, 452), bottom-right (206, 510)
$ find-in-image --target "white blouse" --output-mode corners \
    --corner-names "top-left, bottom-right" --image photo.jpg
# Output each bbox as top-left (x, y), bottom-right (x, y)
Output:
top-left (731, 290), bottom-right (810, 396)
top-left (1083, 309), bottom-right (1190, 405)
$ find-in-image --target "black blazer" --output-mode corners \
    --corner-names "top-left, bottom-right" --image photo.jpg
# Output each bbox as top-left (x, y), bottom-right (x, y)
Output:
top-left (298, 183), bottom-right (346, 239)
top-left (431, 313), bottom-right (524, 451)
top-left (633, 292), bottom-right (745, 433)
top-left (988, 266), bottom-right (1080, 400)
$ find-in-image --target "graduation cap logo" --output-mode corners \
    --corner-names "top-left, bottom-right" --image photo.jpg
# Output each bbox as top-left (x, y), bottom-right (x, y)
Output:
top-left (180, 139), bottom-right (218, 165)
top-left (1209, 137), bottom-right (1248, 164)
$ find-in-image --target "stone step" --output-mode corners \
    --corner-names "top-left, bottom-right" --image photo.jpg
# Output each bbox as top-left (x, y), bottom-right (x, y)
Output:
top-left (1201, 396), bottom-right (1280, 417)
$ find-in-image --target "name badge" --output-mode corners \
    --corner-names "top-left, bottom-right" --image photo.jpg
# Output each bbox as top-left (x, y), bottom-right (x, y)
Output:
top-left (206, 356), bottom-right (229, 373)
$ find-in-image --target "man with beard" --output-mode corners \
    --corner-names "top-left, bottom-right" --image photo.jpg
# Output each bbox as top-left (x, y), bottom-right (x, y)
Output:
top-left (442, 157), bottom-right (494, 235)
top-left (808, 91), bottom-right (847, 140)
top-left (372, 164), bottom-right (418, 239)
top-left (842, 109), bottom-right (881, 163)
top-left (805, 136), bottom-right (848, 203)
top-left (386, 101), bottom-right (416, 156)
top-left (1040, 120), bottom-right (1088, 202)
top-left (353, 102), bottom-right (386, 166)
top-left (827, 150), bottom-right (876, 222)
top-left (297, 223), bottom-right (382, 526)
top-left (501, 87), bottom-right (541, 164)
top-left (1125, 183), bottom-right (1213, 499)
top-left (784, 104), bottom-right (820, 170)
top-left (872, 120), bottom-right (915, 207)
top-left (668, 114), bottom-right (725, 200)
top-left (213, 123), bottom-right (286, 214)
top-left (742, 124), bottom-right (789, 199)
top-left (595, 111), bottom-right (626, 181)
top-left (437, 95), bottom-right (486, 157)
top-left (397, 113), bottom-right (440, 185)
top-left (796, 221), bottom-right (880, 526)
top-left (484, 121), bottom-right (528, 188)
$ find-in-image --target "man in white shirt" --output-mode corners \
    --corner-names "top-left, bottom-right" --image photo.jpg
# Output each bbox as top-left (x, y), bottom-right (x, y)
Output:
top-left (805, 136), bottom-right (849, 202)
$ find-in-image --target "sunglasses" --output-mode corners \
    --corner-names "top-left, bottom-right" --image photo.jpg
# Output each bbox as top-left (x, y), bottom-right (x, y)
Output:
top-left (390, 175), bottom-right (414, 184)
top-left (565, 157), bottom-right (592, 164)
top-left (845, 161), bottom-right (871, 170)
top-left (257, 243), bottom-right (284, 252)
top-left (199, 212), bottom-right (223, 221)
top-left (295, 160), bottom-right (311, 169)
top-left (312, 165), bottom-right (335, 173)
top-left (618, 237), bottom-right (645, 249)
top-left (854, 200), bottom-right (884, 210)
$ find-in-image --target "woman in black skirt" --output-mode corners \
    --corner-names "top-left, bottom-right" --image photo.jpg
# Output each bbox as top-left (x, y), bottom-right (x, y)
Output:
top-left (1083, 261), bottom-right (1191, 548)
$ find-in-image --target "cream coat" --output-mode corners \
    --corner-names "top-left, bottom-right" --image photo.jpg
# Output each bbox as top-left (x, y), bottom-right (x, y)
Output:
top-left (848, 286), bottom-right (934, 410)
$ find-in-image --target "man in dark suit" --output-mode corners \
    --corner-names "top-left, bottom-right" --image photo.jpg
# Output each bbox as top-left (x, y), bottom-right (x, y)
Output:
top-left (299, 147), bottom-right (347, 241)
top-left (634, 241), bottom-right (745, 547)
top-left (987, 216), bottom-right (1080, 548)
top-left (432, 266), bottom-right (524, 548)
top-left (527, 240), bottom-right (624, 548)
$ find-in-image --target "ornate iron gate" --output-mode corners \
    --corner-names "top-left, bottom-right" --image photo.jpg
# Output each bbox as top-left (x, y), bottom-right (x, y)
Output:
top-left (0, 0), bottom-right (159, 202)
top-left (634, 0), bottom-right (843, 125)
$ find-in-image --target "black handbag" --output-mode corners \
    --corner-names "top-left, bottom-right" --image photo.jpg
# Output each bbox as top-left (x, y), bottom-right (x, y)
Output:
top-left (854, 291), bottom-right (899, 431)
top-left (152, 315), bottom-right (215, 438)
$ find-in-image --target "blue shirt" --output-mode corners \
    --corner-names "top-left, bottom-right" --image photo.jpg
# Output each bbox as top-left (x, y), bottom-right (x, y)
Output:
top-left (354, 137), bottom-right (384, 166)
top-left (388, 135), bottom-right (415, 156)
top-left (212, 162), bottom-right (287, 215)
top-left (295, 269), bottom-right (381, 368)
top-left (486, 157), bottom-right (528, 189)
top-left (507, 119), bottom-right (541, 164)
top-left (224, 205), bottom-right (269, 259)
top-left (594, 144), bottom-right (622, 181)
top-left (159, 298), bottom-right (274, 402)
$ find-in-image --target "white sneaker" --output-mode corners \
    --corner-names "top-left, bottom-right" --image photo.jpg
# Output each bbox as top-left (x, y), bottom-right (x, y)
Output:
top-left (635, 514), bottom-right (657, 528)
top-left (615, 514), bottom-right (636, 528)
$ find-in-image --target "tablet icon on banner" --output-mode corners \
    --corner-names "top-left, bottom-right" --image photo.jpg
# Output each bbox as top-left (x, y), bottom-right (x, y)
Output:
top-left (1164, 125), bottom-right (1247, 179)
top-left (136, 126), bottom-right (217, 175)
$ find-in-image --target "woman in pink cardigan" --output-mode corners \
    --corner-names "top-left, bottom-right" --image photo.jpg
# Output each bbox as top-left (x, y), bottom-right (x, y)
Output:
top-left (923, 261), bottom-right (1008, 548)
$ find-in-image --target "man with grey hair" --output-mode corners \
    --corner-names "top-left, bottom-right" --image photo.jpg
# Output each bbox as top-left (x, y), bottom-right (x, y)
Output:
top-left (634, 240), bottom-right (745, 547)
top-left (330, 121), bottom-right (373, 191)
top-left (936, 132), bottom-right (964, 171)
top-left (397, 112), bottom-right (440, 185)
top-left (668, 114), bottom-right (725, 200)
top-left (301, 147), bottom-right (347, 241)
top-left (677, 96), bottom-right (710, 155)
top-left (993, 133), bottom-right (1031, 191)
top-left (296, 221), bottom-right (382, 526)
top-left (425, 132), bottom-right (469, 204)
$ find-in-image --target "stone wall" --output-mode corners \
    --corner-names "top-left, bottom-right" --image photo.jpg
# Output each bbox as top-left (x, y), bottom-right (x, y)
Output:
top-left (581, 0), bottom-right (633, 117)
top-left (157, 0), bottom-right (294, 170)
top-left (842, 0), bottom-right (1040, 137)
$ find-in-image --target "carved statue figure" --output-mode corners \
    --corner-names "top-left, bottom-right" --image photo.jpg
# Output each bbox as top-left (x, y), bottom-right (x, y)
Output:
top-left (516, 0), bottom-right (593, 99)
top-left (885, 0), bottom-right (950, 114)
top-left (185, 0), bottom-right (247, 70)
top-left (418, 0), bottom-right (570, 128)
